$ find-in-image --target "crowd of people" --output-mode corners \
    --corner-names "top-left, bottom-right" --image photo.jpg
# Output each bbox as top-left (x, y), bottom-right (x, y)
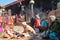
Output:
top-left (0, 12), bottom-right (60, 40)
top-left (30, 13), bottom-right (60, 40)
top-left (0, 13), bottom-right (36, 39)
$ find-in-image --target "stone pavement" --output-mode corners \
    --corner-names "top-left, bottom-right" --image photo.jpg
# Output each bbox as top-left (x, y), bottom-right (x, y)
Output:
top-left (0, 33), bottom-right (50, 40)
top-left (0, 34), bottom-right (50, 40)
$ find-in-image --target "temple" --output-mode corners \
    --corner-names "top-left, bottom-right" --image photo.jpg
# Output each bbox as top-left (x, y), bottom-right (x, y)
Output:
top-left (3, 0), bottom-right (59, 15)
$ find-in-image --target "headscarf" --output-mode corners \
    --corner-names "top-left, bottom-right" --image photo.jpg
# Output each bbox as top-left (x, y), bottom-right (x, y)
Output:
top-left (35, 15), bottom-right (40, 19)
top-left (49, 15), bottom-right (56, 21)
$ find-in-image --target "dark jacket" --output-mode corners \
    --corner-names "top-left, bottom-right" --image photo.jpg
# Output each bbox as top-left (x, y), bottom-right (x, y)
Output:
top-left (50, 19), bottom-right (60, 35)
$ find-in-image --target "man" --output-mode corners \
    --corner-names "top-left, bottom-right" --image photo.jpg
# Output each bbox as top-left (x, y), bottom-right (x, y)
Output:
top-left (34, 13), bottom-right (40, 33)
top-left (30, 17), bottom-right (35, 28)
top-left (40, 18), bottom-right (48, 31)
top-left (45, 15), bottom-right (60, 40)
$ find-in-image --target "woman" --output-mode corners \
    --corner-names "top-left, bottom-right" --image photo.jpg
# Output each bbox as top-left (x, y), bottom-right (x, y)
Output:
top-left (3, 25), bottom-right (16, 39)
top-left (0, 15), bottom-right (3, 32)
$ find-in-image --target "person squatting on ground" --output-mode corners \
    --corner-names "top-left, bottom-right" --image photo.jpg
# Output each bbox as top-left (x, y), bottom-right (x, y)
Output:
top-left (45, 15), bottom-right (60, 40)
top-left (13, 22), bottom-right (36, 38)
top-left (22, 22), bottom-right (36, 35)
top-left (40, 17), bottom-right (48, 32)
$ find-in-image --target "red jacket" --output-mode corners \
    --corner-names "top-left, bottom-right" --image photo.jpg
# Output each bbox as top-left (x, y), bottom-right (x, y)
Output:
top-left (34, 19), bottom-right (40, 28)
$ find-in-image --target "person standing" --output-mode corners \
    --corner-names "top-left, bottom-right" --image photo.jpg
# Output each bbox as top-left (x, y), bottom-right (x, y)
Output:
top-left (34, 13), bottom-right (41, 33)
top-left (30, 17), bottom-right (35, 28)
top-left (0, 15), bottom-right (4, 32)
